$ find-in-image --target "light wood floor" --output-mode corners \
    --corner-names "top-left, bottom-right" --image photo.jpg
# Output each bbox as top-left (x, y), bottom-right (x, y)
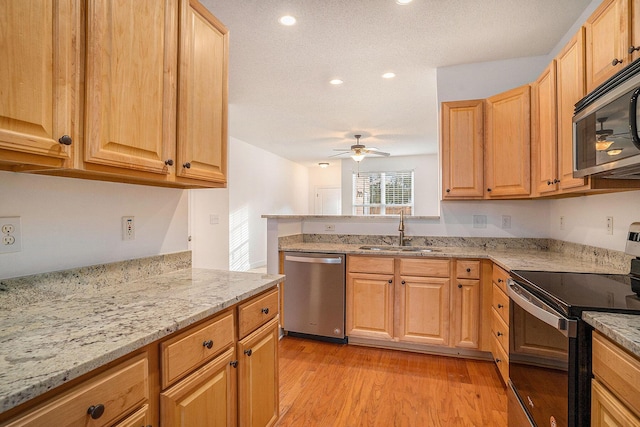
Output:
top-left (275, 336), bottom-right (507, 427)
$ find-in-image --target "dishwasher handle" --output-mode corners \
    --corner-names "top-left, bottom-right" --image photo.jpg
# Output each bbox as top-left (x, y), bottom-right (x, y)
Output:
top-left (285, 255), bottom-right (343, 264)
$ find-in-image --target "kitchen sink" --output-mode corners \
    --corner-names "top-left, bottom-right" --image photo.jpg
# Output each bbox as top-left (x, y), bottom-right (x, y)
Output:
top-left (358, 245), bottom-right (439, 253)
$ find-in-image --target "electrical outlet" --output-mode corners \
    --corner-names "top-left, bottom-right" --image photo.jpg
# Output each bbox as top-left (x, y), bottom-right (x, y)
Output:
top-left (325, 224), bottom-right (336, 232)
top-left (501, 215), bottom-right (511, 229)
top-left (560, 216), bottom-right (565, 230)
top-left (0, 216), bottom-right (22, 253)
top-left (473, 215), bottom-right (487, 229)
top-left (122, 216), bottom-right (135, 240)
top-left (606, 216), bottom-right (613, 235)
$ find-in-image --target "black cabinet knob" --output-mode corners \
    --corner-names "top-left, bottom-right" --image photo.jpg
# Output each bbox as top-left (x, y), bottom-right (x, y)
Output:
top-left (497, 304), bottom-right (504, 309)
top-left (498, 278), bottom-right (503, 283)
top-left (261, 307), bottom-right (269, 314)
top-left (466, 268), bottom-right (471, 273)
top-left (244, 349), bottom-right (253, 356)
top-left (183, 162), bottom-right (191, 169)
top-left (547, 180), bottom-right (552, 185)
top-left (612, 58), bottom-right (623, 66)
top-left (165, 159), bottom-right (174, 166)
top-left (87, 404), bottom-right (105, 420)
top-left (554, 179), bottom-right (560, 184)
top-left (446, 188), bottom-right (451, 193)
top-left (457, 284), bottom-right (463, 289)
top-left (58, 135), bottom-right (72, 146)
top-left (497, 331), bottom-right (503, 337)
top-left (401, 280), bottom-right (406, 285)
top-left (495, 358), bottom-right (501, 364)
top-left (487, 188), bottom-right (492, 192)
top-left (388, 279), bottom-right (393, 284)
top-left (630, 45), bottom-right (640, 54)
top-left (203, 340), bottom-right (213, 349)
top-left (230, 360), bottom-right (238, 368)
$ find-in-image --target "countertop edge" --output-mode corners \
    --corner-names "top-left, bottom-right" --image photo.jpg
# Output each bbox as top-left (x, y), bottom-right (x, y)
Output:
top-left (582, 311), bottom-right (640, 358)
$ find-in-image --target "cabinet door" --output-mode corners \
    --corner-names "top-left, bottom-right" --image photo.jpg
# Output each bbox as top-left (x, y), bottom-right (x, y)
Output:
top-left (396, 275), bottom-right (450, 346)
top-left (237, 318), bottom-right (279, 427)
top-left (532, 61), bottom-right (558, 196)
top-left (591, 379), bottom-right (640, 427)
top-left (113, 404), bottom-right (150, 427)
top-left (161, 347), bottom-right (237, 427)
top-left (84, 0), bottom-right (175, 175)
top-left (0, 0), bottom-right (77, 168)
top-left (451, 279), bottom-right (480, 349)
top-left (441, 100), bottom-right (484, 199)
top-left (176, 0), bottom-right (228, 185)
top-left (346, 272), bottom-right (394, 341)
top-left (485, 84), bottom-right (531, 198)
top-left (557, 28), bottom-right (589, 191)
top-left (585, 0), bottom-right (630, 92)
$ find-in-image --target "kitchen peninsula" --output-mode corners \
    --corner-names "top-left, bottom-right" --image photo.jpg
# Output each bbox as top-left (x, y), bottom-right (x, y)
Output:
top-left (0, 252), bottom-right (284, 426)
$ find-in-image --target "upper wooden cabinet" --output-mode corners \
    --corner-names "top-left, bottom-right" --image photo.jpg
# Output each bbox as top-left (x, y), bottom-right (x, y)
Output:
top-left (0, 0), bottom-right (78, 169)
top-left (532, 61), bottom-right (559, 196)
top-left (441, 100), bottom-right (484, 199)
top-left (0, 0), bottom-right (228, 188)
top-left (585, 0), bottom-right (631, 92)
top-left (485, 84), bottom-right (531, 198)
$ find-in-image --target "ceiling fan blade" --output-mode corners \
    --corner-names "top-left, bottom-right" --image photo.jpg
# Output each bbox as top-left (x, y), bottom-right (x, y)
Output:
top-left (328, 152), bottom-right (350, 158)
top-left (364, 149), bottom-right (390, 156)
top-left (332, 148), bottom-right (352, 152)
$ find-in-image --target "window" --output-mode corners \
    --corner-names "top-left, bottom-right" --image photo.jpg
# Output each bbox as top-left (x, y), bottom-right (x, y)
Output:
top-left (352, 171), bottom-right (414, 215)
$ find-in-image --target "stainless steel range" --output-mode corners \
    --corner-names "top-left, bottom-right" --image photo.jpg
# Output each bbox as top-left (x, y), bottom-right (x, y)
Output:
top-left (507, 223), bottom-right (640, 427)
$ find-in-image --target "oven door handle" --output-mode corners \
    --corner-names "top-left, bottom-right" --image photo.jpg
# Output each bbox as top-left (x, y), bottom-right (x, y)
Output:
top-left (508, 279), bottom-right (577, 338)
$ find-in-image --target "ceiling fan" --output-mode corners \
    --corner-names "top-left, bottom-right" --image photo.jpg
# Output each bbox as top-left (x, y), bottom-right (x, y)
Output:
top-left (330, 134), bottom-right (390, 162)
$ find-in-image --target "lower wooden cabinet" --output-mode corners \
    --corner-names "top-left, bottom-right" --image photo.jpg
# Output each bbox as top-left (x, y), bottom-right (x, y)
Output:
top-left (237, 317), bottom-right (280, 427)
top-left (591, 331), bottom-right (640, 426)
top-left (161, 347), bottom-right (237, 427)
top-left (491, 264), bottom-right (510, 385)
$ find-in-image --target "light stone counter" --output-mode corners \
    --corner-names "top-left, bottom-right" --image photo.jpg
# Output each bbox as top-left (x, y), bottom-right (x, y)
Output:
top-left (583, 312), bottom-right (640, 358)
top-left (0, 267), bottom-right (284, 414)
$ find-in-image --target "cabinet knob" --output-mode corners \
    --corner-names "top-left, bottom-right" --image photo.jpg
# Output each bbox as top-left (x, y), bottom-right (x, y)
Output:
top-left (497, 331), bottom-right (503, 337)
top-left (244, 349), bottom-right (253, 357)
top-left (401, 280), bottom-right (406, 285)
top-left (58, 135), bottom-right (72, 146)
top-left (388, 279), bottom-right (393, 284)
top-left (487, 188), bottom-right (492, 192)
top-left (458, 284), bottom-right (463, 289)
top-left (261, 307), bottom-right (269, 314)
top-left (446, 188), bottom-right (451, 193)
top-left (203, 340), bottom-right (213, 349)
top-left (612, 58), bottom-right (623, 66)
top-left (495, 358), bottom-right (501, 364)
top-left (547, 180), bottom-right (552, 185)
top-left (466, 268), bottom-right (471, 273)
top-left (554, 179), bottom-right (560, 184)
top-left (183, 162), bottom-right (191, 169)
top-left (630, 46), bottom-right (640, 54)
top-left (230, 360), bottom-right (238, 368)
top-left (498, 278), bottom-right (503, 283)
top-left (87, 404), bottom-right (105, 420)
top-left (497, 304), bottom-right (504, 309)
top-left (165, 159), bottom-right (174, 166)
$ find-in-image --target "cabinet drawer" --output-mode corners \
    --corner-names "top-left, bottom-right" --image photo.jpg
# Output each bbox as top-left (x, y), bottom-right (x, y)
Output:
top-left (113, 404), bottom-right (150, 427)
top-left (5, 353), bottom-right (148, 427)
top-left (348, 256), bottom-right (394, 274)
top-left (161, 310), bottom-right (235, 389)
top-left (238, 287), bottom-right (279, 339)
top-left (492, 334), bottom-right (509, 385)
top-left (491, 307), bottom-right (509, 352)
top-left (398, 258), bottom-right (450, 277)
top-left (492, 283), bottom-right (510, 325)
top-left (456, 260), bottom-right (480, 279)
top-left (492, 264), bottom-right (509, 293)
top-left (592, 331), bottom-right (640, 415)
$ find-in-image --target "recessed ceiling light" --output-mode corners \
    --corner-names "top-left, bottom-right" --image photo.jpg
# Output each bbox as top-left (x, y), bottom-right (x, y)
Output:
top-left (319, 162), bottom-right (330, 168)
top-left (278, 15), bottom-right (296, 26)
top-left (329, 79), bottom-right (344, 85)
top-left (382, 72), bottom-right (396, 79)
top-left (396, 0), bottom-right (413, 4)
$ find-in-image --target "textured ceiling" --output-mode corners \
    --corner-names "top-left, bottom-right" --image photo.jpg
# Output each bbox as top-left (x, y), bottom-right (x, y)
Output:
top-left (201, 0), bottom-right (593, 166)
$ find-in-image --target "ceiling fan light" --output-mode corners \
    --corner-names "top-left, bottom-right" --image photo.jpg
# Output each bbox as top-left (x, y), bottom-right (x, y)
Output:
top-left (318, 162), bottom-right (329, 168)
top-left (396, 0), bottom-right (412, 4)
top-left (351, 153), bottom-right (365, 162)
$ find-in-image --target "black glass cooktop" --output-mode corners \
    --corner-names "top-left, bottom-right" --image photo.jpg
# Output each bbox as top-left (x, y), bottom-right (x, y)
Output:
top-left (511, 270), bottom-right (640, 317)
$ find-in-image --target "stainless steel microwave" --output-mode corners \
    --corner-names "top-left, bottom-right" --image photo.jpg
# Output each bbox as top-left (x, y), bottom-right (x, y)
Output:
top-left (573, 59), bottom-right (640, 179)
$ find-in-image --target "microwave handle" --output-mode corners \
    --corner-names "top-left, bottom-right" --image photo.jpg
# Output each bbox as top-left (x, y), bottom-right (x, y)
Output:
top-left (629, 87), bottom-right (640, 149)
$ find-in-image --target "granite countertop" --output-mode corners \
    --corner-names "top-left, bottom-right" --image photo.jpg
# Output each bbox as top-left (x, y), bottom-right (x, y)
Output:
top-left (279, 242), bottom-right (629, 275)
top-left (583, 312), bottom-right (640, 358)
top-left (0, 268), bottom-right (284, 414)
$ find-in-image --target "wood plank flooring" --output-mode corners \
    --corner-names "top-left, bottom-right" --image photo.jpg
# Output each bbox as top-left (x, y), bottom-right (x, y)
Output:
top-left (275, 336), bottom-right (507, 427)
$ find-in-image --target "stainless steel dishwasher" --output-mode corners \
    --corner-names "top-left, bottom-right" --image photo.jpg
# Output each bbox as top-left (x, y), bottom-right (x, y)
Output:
top-left (283, 252), bottom-right (346, 343)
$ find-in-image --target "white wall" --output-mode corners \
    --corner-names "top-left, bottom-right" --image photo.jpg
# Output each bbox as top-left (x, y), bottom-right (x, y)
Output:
top-left (190, 188), bottom-right (229, 270)
top-left (0, 171), bottom-right (189, 280)
top-left (308, 163), bottom-right (342, 214)
top-left (340, 154), bottom-right (440, 216)
top-left (228, 137), bottom-right (309, 270)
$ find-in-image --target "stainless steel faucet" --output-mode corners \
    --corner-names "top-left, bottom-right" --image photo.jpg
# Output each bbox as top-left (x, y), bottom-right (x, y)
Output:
top-left (398, 210), bottom-right (405, 246)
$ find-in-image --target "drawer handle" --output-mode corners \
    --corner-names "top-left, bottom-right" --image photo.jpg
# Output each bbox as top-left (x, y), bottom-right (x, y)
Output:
top-left (466, 268), bottom-right (471, 273)
top-left (87, 404), bottom-right (105, 420)
top-left (261, 307), bottom-right (269, 315)
top-left (230, 360), bottom-right (238, 368)
top-left (244, 349), bottom-right (253, 357)
top-left (497, 304), bottom-right (504, 309)
top-left (203, 340), bottom-right (214, 349)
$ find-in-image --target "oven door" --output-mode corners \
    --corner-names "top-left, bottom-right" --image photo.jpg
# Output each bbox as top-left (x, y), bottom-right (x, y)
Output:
top-left (508, 279), bottom-right (577, 427)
